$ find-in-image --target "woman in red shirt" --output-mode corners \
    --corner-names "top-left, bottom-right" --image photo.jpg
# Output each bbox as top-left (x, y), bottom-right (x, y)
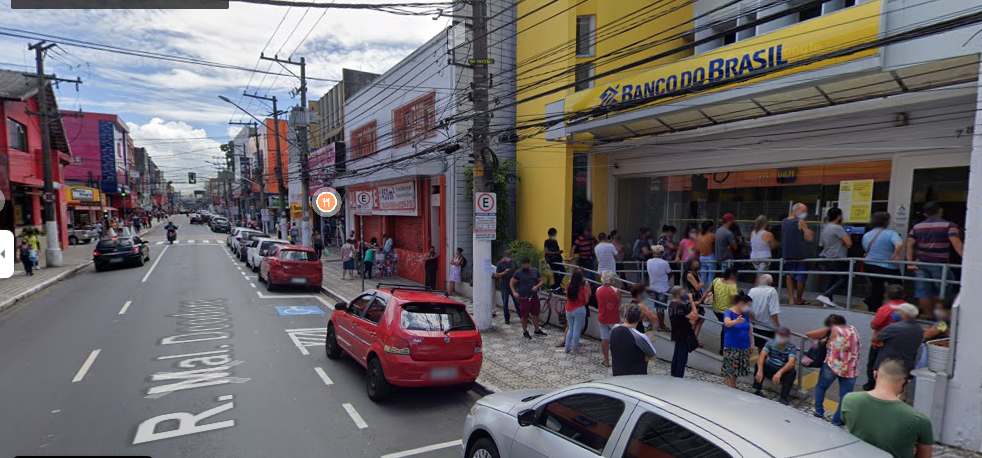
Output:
top-left (596, 271), bottom-right (622, 366)
top-left (565, 271), bottom-right (591, 354)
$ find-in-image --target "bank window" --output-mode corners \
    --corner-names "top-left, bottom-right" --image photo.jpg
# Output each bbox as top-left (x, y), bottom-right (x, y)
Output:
top-left (537, 393), bottom-right (625, 453)
top-left (7, 118), bottom-right (27, 151)
top-left (575, 63), bottom-right (594, 92)
top-left (623, 412), bottom-right (731, 458)
top-left (576, 15), bottom-right (595, 57)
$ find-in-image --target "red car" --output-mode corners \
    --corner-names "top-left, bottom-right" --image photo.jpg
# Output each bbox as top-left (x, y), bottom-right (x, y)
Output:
top-left (326, 286), bottom-right (483, 401)
top-left (258, 245), bottom-right (322, 291)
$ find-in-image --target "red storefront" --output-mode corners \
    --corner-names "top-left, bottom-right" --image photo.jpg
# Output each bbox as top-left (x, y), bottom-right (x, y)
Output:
top-left (1, 71), bottom-right (72, 247)
top-left (348, 177), bottom-right (446, 287)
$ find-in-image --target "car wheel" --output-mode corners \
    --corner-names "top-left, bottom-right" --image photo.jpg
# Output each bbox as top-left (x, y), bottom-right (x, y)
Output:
top-left (366, 356), bottom-right (391, 402)
top-left (94, 264), bottom-right (104, 272)
top-left (325, 325), bottom-right (342, 359)
top-left (468, 437), bottom-right (500, 458)
top-left (265, 275), bottom-right (276, 291)
top-left (136, 256), bottom-right (145, 267)
top-left (69, 236), bottom-right (78, 246)
top-left (252, 264), bottom-right (259, 273)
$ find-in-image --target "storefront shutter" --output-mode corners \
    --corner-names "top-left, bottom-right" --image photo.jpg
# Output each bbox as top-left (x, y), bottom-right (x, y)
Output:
top-left (393, 216), bottom-right (425, 252)
top-left (362, 215), bottom-right (383, 244)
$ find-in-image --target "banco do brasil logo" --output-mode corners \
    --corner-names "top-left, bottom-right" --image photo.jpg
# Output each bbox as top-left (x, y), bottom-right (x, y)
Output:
top-left (599, 85), bottom-right (620, 107)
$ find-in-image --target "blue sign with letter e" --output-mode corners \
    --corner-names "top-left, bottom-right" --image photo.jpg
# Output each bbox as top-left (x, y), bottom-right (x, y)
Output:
top-left (275, 306), bottom-right (325, 316)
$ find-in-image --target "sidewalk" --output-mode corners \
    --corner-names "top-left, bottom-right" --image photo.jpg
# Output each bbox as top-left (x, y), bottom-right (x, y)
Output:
top-left (318, 256), bottom-right (979, 457)
top-left (1, 226), bottom-right (153, 314)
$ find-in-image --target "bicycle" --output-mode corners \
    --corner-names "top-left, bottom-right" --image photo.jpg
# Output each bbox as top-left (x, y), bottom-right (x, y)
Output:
top-left (537, 290), bottom-right (589, 336)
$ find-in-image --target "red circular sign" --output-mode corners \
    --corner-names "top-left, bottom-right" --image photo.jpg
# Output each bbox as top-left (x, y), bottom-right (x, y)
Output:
top-left (476, 192), bottom-right (495, 212)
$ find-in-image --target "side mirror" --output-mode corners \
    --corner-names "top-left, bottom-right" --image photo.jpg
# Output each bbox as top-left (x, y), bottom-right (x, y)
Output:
top-left (335, 302), bottom-right (347, 312)
top-left (517, 409), bottom-right (535, 427)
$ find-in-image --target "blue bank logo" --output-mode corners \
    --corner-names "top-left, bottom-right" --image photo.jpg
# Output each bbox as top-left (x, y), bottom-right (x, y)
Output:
top-left (599, 85), bottom-right (620, 106)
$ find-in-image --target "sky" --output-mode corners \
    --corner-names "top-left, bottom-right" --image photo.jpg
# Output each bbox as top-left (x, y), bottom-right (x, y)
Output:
top-left (0, 2), bottom-right (449, 193)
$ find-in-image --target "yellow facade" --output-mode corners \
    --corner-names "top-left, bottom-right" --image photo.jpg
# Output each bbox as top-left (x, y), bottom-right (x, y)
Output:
top-left (515, 0), bottom-right (694, 248)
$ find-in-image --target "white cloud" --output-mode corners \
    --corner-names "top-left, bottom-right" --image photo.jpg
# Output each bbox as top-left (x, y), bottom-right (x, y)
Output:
top-left (126, 118), bottom-right (225, 193)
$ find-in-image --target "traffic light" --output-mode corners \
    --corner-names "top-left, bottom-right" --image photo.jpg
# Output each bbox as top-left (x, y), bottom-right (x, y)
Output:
top-left (188, 172), bottom-right (196, 184)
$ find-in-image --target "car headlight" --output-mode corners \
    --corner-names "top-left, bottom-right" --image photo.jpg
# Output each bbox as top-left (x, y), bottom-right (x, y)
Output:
top-left (468, 403), bottom-right (481, 417)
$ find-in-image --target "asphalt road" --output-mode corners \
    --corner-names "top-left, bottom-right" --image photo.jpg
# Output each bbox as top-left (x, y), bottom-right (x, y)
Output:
top-left (0, 216), bottom-right (474, 458)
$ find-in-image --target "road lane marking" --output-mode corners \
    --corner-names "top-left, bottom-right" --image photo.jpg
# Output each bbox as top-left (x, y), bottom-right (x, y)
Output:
top-left (285, 328), bottom-right (326, 355)
top-left (313, 367), bottom-right (333, 386)
top-left (188, 240), bottom-right (195, 244)
top-left (119, 300), bottom-right (132, 315)
top-left (72, 349), bottom-right (101, 382)
top-left (156, 241), bottom-right (164, 245)
top-left (250, 283), bottom-right (256, 288)
top-left (256, 291), bottom-right (333, 308)
top-left (142, 245), bottom-right (169, 283)
top-left (203, 240), bottom-right (210, 244)
top-left (381, 440), bottom-right (463, 458)
top-left (342, 403), bottom-right (368, 429)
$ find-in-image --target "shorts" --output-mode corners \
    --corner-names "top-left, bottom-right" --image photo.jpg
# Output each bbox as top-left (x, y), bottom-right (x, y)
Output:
top-left (914, 264), bottom-right (951, 299)
top-left (343, 259), bottom-right (355, 270)
top-left (648, 290), bottom-right (669, 311)
top-left (519, 296), bottom-right (541, 319)
top-left (598, 323), bottom-right (616, 340)
top-left (784, 261), bottom-right (808, 282)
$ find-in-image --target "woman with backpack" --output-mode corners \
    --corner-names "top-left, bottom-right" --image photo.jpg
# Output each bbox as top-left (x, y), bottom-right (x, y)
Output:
top-left (448, 247), bottom-right (466, 296)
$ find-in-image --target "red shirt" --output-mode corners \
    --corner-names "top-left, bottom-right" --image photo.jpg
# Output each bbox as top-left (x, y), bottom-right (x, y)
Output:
top-left (596, 285), bottom-right (621, 325)
top-left (565, 286), bottom-right (591, 312)
top-left (870, 299), bottom-right (903, 347)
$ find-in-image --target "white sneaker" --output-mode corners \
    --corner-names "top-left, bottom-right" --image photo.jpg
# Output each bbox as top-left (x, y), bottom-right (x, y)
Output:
top-left (816, 295), bottom-right (839, 308)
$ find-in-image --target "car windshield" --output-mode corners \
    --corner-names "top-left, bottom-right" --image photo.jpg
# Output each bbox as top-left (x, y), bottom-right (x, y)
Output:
top-left (401, 303), bottom-right (475, 332)
top-left (97, 239), bottom-right (134, 249)
top-left (280, 250), bottom-right (316, 261)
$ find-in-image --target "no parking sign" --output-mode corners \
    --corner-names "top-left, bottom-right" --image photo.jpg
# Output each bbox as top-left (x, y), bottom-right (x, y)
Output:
top-left (474, 192), bottom-right (496, 240)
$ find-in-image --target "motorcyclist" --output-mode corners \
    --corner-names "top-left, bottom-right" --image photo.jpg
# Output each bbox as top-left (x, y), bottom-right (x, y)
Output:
top-left (164, 221), bottom-right (178, 232)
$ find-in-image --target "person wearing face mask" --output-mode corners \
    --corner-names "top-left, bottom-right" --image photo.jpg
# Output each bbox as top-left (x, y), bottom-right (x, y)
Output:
top-left (749, 215), bottom-right (776, 271)
top-left (510, 258), bottom-right (548, 340)
top-left (806, 314), bottom-right (861, 426)
top-left (543, 228), bottom-right (566, 291)
top-left (675, 223), bottom-right (699, 264)
top-left (754, 327), bottom-right (798, 405)
top-left (781, 203), bottom-right (815, 305)
top-left (923, 298), bottom-right (952, 342)
top-left (423, 245), bottom-right (439, 290)
top-left (864, 284), bottom-right (905, 390)
top-left (872, 302), bottom-right (924, 373)
top-left (494, 250), bottom-right (520, 324)
top-left (721, 293), bottom-right (755, 389)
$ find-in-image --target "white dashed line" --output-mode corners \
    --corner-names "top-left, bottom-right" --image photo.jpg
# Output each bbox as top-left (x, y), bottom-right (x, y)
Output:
top-left (118, 301), bottom-right (132, 315)
top-left (342, 403), bottom-right (368, 429)
top-left (203, 240), bottom-right (210, 244)
top-left (141, 245), bottom-right (168, 283)
top-left (187, 240), bottom-right (195, 244)
top-left (155, 241), bottom-right (164, 245)
top-left (313, 367), bottom-right (333, 386)
top-left (72, 349), bottom-right (101, 383)
top-left (250, 283), bottom-right (256, 288)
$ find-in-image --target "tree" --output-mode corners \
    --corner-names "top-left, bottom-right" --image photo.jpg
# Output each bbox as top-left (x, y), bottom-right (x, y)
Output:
top-left (219, 141), bottom-right (234, 169)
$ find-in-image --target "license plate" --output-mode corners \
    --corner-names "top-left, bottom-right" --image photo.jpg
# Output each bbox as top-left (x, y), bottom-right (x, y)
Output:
top-left (290, 277), bottom-right (308, 284)
top-left (431, 367), bottom-right (457, 381)
top-left (109, 258), bottom-right (124, 264)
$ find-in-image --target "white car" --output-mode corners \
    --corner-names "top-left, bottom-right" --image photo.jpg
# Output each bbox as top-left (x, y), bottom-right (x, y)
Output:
top-left (246, 238), bottom-right (289, 272)
top-left (462, 376), bottom-right (889, 458)
top-left (228, 227), bottom-right (260, 250)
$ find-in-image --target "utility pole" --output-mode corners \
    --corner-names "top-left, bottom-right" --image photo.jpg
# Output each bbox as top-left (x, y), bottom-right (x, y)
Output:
top-left (470, 0), bottom-right (494, 331)
top-left (244, 93), bottom-right (288, 240)
top-left (261, 53), bottom-right (312, 248)
top-left (27, 41), bottom-right (82, 268)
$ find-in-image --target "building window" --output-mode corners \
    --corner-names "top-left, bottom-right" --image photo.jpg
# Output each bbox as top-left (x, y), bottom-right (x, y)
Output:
top-left (722, 32), bottom-right (737, 45)
top-left (351, 121), bottom-right (378, 158)
top-left (392, 92), bottom-right (436, 146)
top-left (799, 3), bottom-right (824, 22)
top-left (574, 63), bottom-right (594, 92)
top-left (7, 118), bottom-right (27, 151)
top-left (576, 15), bottom-right (595, 57)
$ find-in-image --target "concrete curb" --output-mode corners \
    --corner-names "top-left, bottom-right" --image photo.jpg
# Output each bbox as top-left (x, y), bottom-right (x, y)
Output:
top-left (0, 261), bottom-right (93, 315)
top-left (319, 283), bottom-right (500, 397)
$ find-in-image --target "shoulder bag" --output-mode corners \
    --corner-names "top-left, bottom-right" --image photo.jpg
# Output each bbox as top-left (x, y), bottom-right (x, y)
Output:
top-left (858, 228), bottom-right (887, 272)
top-left (802, 327), bottom-right (832, 368)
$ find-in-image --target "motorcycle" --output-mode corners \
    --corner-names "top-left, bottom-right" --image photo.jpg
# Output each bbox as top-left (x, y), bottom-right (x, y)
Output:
top-left (167, 229), bottom-right (177, 244)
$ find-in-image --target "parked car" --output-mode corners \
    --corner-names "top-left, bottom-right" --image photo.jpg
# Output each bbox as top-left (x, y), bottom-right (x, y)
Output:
top-left (211, 217), bottom-right (231, 233)
top-left (238, 232), bottom-right (270, 261)
top-left (461, 376), bottom-right (890, 458)
top-left (67, 224), bottom-right (97, 245)
top-left (325, 286), bottom-right (482, 402)
top-left (228, 228), bottom-right (260, 250)
top-left (257, 245), bottom-right (322, 291)
top-left (246, 237), bottom-right (289, 271)
top-left (93, 236), bottom-right (151, 272)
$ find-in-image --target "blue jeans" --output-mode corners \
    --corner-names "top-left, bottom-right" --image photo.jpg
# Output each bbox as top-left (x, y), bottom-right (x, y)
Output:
top-left (814, 364), bottom-right (857, 425)
top-left (699, 255), bottom-right (716, 286)
top-left (501, 288), bottom-right (521, 322)
top-left (671, 340), bottom-right (688, 378)
top-left (565, 307), bottom-right (587, 351)
top-left (914, 264), bottom-right (951, 299)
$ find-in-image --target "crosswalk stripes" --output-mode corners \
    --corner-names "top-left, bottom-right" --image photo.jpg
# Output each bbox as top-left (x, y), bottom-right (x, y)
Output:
top-left (188, 240), bottom-right (195, 244)
top-left (156, 241), bottom-right (164, 245)
top-left (202, 240), bottom-right (210, 244)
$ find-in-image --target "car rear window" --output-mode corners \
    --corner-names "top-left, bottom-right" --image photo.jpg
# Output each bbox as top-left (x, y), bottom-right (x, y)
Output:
top-left (97, 239), bottom-right (134, 249)
top-left (260, 241), bottom-right (286, 253)
top-left (280, 250), bottom-right (317, 261)
top-left (401, 303), bottom-right (475, 332)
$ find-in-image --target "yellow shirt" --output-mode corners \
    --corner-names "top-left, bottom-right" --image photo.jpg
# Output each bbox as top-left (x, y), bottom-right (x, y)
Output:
top-left (712, 279), bottom-right (739, 312)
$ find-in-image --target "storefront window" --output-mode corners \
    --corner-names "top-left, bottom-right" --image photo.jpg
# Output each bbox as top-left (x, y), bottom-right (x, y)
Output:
top-left (615, 160), bottom-right (892, 257)
top-left (13, 189), bottom-right (34, 226)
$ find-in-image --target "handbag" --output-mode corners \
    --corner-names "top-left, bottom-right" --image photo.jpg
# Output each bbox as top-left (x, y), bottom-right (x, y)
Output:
top-left (802, 327), bottom-right (832, 368)
top-left (702, 279), bottom-right (717, 307)
top-left (858, 228), bottom-right (887, 272)
top-left (685, 333), bottom-right (700, 353)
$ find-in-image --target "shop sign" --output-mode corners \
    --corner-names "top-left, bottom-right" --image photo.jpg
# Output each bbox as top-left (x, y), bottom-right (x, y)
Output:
top-left (474, 192), bottom-right (497, 241)
top-left (776, 168), bottom-right (797, 184)
top-left (68, 186), bottom-right (100, 203)
top-left (839, 179), bottom-right (874, 224)
top-left (99, 120), bottom-right (119, 193)
top-left (375, 181), bottom-right (416, 216)
top-left (290, 203), bottom-right (302, 221)
top-left (564, 0), bottom-right (881, 116)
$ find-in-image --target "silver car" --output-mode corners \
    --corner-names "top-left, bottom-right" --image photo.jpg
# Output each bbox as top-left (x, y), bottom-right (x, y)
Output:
top-left (461, 376), bottom-right (889, 458)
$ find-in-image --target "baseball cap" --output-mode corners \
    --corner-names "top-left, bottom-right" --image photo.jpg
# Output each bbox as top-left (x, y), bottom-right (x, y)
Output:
top-left (722, 213), bottom-right (736, 223)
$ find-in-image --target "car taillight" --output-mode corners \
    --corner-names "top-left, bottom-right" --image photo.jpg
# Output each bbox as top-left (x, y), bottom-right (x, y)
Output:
top-left (383, 336), bottom-right (411, 355)
top-left (93, 251), bottom-right (100, 256)
top-left (133, 247), bottom-right (141, 253)
top-left (475, 336), bottom-right (483, 354)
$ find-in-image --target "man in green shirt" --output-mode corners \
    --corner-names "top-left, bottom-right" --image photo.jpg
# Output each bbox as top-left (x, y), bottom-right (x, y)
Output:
top-left (842, 358), bottom-right (934, 458)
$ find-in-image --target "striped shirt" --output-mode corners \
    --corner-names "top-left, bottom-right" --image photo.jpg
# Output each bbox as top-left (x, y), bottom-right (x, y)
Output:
top-left (573, 235), bottom-right (598, 258)
top-left (908, 217), bottom-right (959, 263)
